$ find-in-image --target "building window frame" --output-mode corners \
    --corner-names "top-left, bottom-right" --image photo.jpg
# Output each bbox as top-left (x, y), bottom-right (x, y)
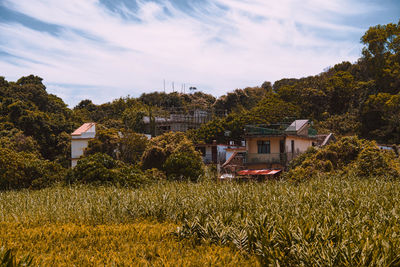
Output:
top-left (257, 140), bottom-right (270, 154)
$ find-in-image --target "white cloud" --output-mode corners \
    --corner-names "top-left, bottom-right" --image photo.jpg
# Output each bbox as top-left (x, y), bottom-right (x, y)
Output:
top-left (0, 0), bottom-right (375, 106)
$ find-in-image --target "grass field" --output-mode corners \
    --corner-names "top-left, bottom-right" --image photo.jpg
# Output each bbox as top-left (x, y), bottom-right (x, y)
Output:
top-left (1, 176), bottom-right (400, 265)
top-left (1, 222), bottom-right (257, 266)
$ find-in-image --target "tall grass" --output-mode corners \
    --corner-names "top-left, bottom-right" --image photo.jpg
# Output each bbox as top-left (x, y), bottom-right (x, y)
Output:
top-left (1, 175), bottom-right (400, 265)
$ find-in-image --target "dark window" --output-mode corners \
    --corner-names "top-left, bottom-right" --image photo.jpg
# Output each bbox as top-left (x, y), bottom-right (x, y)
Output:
top-left (291, 140), bottom-right (295, 153)
top-left (257, 140), bottom-right (270, 154)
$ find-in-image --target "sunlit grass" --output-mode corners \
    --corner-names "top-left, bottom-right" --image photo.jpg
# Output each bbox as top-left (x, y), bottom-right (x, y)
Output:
top-left (0, 222), bottom-right (257, 266)
top-left (1, 176), bottom-right (400, 265)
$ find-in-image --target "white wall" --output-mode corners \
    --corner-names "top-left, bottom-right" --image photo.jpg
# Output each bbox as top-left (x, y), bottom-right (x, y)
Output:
top-left (71, 139), bottom-right (89, 163)
top-left (285, 136), bottom-right (313, 153)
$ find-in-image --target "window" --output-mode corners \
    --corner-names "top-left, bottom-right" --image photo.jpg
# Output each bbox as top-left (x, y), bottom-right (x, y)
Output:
top-left (257, 140), bottom-right (270, 154)
top-left (291, 140), bottom-right (295, 153)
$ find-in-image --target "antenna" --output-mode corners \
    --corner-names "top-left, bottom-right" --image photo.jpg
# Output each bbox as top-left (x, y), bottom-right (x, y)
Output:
top-left (163, 79), bottom-right (165, 93)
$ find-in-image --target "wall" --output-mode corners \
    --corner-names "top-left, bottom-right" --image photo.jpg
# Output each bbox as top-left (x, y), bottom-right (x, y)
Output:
top-left (71, 139), bottom-right (90, 167)
top-left (246, 136), bottom-right (284, 154)
top-left (285, 136), bottom-right (313, 154)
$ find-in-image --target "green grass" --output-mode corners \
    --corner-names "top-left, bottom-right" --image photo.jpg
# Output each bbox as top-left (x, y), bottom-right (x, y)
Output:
top-left (1, 176), bottom-right (400, 265)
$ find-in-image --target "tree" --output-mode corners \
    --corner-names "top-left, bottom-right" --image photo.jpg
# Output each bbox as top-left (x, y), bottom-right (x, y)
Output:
top-left (67, 153), bottom-right (150, 187)
top-left (141, 132), bottom-right (204, 179)
top-left (361, 20), bottom-right (400, 94)
top-left (163, 151), bottom-right (204, 181)
top-left (119, 131), bottom-right (149, 165)
top-left (0, 147), bottom-right (65, 190)
top-left (85, 128), bottom-right (120, 158)
top-left (122, 106), bottom-right (147, 132)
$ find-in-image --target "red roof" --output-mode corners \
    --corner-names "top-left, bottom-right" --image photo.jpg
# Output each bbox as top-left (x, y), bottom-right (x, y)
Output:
top-left (237, 169), bottom-right (281, 176)
top-left (71, 123), bottom-right (95, 136)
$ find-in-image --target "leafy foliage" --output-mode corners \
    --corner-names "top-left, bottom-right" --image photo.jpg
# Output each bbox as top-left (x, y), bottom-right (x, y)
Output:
top-left (67, 153), bottom-right (150, 188)
top-left (0, 75), bottom-right (77, 166)
top-left (0, 147), bottom-right (65, 190)
top-left (141, 132), bottom-right (204, 179)
top-left (163, 151), bottom-right (204, 181)
top-left (285, 136), bottom-right (400, 181)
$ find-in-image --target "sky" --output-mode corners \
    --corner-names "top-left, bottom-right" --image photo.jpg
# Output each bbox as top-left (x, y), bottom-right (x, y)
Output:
top-left (0, 0), bottom-right (399, 107)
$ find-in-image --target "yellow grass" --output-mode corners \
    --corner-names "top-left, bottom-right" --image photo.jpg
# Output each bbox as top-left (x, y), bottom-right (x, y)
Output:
top-left (0, 221), bottom-right (258, 266)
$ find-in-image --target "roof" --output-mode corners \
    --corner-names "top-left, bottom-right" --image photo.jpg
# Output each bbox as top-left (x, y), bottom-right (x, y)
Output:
top-left (285, 120), bottom-right (309, 132)
top-left (237, 169), bottom-right (281, 176)
top-left (71, 123), bottom-right (95, 136)
top-left (321, 133), bottom-right (335, 146)
top-left (222, 152), bottom-right (238, 168)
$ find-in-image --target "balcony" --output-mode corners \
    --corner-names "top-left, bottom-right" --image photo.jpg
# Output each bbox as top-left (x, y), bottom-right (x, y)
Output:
top-left (244, 153), bottom-right (299, 165)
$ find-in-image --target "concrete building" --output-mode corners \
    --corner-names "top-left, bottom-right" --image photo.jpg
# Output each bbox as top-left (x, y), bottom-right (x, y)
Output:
top-left (195, 142), bottom-right (245, 164)
top-left (71, 123), bottom-right (96, 168)
top-left (244, 120), bottom-right (317, 170)
top-left (143, 109), bottom-right (211, 136)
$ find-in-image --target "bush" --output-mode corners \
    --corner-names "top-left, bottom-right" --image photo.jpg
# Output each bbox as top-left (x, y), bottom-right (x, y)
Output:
top-left (68, 153), bottom-right (150, 188)
top-left (141, 132), bottom-right (204, 181)
top-left (0, 147), bottom-right (65, 190)
top-left (285, 136), bottom-right (400, 181)
top-left (163, 152), bottom-right (205, 181)
top-left (355, 147), bottom-right (400, 178)
top-left (144, 168), bottom-right (167, 181)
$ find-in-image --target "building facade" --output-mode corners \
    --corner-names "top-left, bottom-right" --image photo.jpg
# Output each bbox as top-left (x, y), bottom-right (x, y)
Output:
top-left (71, 123), bottom-right (96, 168)
top-left (244, 120), bottom-right (317, 170)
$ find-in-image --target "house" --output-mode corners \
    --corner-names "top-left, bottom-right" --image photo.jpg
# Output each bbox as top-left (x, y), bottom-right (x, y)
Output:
top-left (71, 122), bottom-right (96, 168)
top-left (195, 142), bottom-right (228, 164)
top-left (195, 142), bottom-right (246, 164)
top-left (244, 120), bottom-right (318, 170)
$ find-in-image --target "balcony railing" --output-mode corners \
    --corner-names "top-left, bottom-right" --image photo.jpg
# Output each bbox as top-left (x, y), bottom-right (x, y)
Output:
top-left (244, 153), bottom-right (300, 165)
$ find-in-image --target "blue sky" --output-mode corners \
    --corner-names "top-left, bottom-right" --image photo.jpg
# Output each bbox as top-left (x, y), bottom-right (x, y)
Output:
top-left (0, 0), bottom-right (399, 107)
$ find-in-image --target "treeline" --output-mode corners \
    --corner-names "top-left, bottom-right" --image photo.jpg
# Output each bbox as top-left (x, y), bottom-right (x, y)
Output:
top-left (0, 20), bottom-right (399, 189)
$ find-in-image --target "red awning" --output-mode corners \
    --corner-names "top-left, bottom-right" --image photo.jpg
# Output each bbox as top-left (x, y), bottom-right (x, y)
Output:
top-left (237, 169), bottom-right (281, 176)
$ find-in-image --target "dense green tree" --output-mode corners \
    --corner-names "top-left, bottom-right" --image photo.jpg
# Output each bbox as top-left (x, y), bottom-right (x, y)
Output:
top-left (122, 106), bottom-right (147, 132)
top-left (0, 147), bottom-right (65, 190)
top-left (212, 86), bottom-right (270, 113)
top-left (0, 76), bottom-right (77, 165)
top-left (141, 132), bottom-right (203, 178)
top-left (163, 151), bottom-right (204, 181)
top-left (85, 128), bottom-right (120, 158)
top-left (67, 153), bottom-right (150, 187)
top-left (119, 131), bottom-right (149, 165)
top-left (361, 20), bottom-right (400, 94)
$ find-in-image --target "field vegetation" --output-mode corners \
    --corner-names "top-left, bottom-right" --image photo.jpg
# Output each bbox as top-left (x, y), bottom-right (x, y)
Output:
top-left (0, 19), bottom-right (399, 267)
top-left (1, 176), bottom-right (400, 266)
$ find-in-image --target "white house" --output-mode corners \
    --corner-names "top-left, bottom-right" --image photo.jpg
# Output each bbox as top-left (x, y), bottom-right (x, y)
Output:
top-left (71, 122), bottom-right (96, 168)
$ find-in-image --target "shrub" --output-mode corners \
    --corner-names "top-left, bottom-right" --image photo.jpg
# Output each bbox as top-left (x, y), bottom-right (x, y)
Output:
top-left (68, 153), bottom-right (150, 188)
top-left (141, 132), bottom-right (204, 181)
top-left (144, 168), bottom-right (167, 181)
top-left (163, 152), bottom-right (205, 181)
top-left (355, 147), bottom-right (400, 178)
top-left (0, 147), bottom-right (65, 190)
top-left (285, 136), bottom-right (400, 181)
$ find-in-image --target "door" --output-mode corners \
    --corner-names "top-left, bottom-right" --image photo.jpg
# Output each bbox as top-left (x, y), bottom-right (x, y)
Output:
top-left (280, 140), bottom-right (285, 153)
top-left (212, 146), bottom-right (217, 163)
